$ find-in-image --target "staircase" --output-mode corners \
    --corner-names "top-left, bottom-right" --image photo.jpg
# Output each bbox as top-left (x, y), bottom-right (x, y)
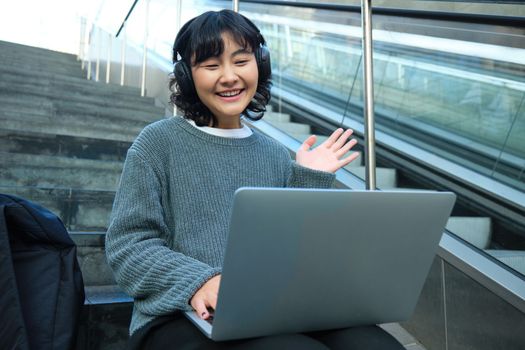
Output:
top-left (0, 40), bottom-right (165, 350)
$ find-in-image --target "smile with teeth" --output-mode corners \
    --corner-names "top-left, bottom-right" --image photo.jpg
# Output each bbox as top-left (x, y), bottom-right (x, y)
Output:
top-left (217, 89), bottom-right (243, 97)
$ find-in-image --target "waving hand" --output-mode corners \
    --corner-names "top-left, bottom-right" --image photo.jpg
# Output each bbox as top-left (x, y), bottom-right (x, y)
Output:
top-left (296, 128), bottom-right (359, 173)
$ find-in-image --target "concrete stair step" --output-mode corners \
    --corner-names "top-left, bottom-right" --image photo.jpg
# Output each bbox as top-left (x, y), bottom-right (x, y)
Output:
top-left (0, 57), bottom-right (83, 77)
top-left (0, 94), bottom-right (164, 123)
top-left (0, 98), bottom-right (53, 116)
top-left (266, 120), bottom-right (311, 134)
top-left (0, 52), bottom-right (79, 68)
top-left (0, 105), bottom-right (156, 131)
top-left (84, 285), bottom-right (132, 305)
top-left (0, 116), bottom-right (142, 143)
top-left (0, 40), bottom-right (79, 63)
top-left (446, 217), bottom-right (492, 249)
top-left (72, 232), bottom-right (119, 287)
top-left (0, 129), bottom-right (130, 161)
top-left (0, 47), bottom-right (79, 62)
top-left (0, 55), bottom-right (82, 74)
top-left (0, 81), bottom-right (159, 111)
top-left (0, 89), bottom-right (165, 116)
top-left (0, 185), bottom-right (115, 231)
top-left (78, 284), bottom-right (132, 350)
top-left (0, 65), bottom-right (145, 97)
top-left (0, 152), bottom-right (123, 191)
top-left (53, 100), bottom-right (164, 122)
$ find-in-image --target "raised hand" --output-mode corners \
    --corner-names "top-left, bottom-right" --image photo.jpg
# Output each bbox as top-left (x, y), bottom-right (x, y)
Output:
top-left (296, 128), bottom-right (359, 173)
top-left (190, 274), bottom-right (221, 319)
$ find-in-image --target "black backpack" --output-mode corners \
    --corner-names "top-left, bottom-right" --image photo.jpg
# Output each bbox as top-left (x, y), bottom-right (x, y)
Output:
top-left (0, 194), bottom-right (85, 350)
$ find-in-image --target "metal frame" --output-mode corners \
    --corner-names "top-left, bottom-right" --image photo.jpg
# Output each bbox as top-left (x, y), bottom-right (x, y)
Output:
top-left (361, 0), bottom-right (376, 190)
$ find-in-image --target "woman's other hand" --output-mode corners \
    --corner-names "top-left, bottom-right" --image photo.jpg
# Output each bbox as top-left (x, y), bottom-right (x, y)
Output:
top-left (190, 274), bottom-right (221, 319)
top-left (296, 128), bottom-right (359, 173)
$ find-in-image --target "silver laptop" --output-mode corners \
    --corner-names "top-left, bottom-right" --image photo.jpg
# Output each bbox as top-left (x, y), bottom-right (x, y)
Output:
top-left (185, 187), bottom-right (456, 341)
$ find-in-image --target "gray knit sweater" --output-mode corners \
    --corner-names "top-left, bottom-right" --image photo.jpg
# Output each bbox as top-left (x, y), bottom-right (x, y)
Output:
top-left (105, 117), bottom-right (335, 335)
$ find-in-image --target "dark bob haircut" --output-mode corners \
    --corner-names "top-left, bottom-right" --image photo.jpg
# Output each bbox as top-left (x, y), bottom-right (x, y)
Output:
top-left (169, 10), bottom-right (272, 127)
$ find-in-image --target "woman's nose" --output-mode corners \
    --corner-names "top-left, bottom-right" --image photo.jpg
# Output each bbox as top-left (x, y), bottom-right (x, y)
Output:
top-left (219, 64), bottom-right (238, 85)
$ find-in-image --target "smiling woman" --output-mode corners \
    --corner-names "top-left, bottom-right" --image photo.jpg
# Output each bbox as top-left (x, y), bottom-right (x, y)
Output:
top-left (191, 32), bottom-right (259, 129)
top-left (169, 10), bottom-right (271, 128)
top-left (104, 9), bottom-right (394, 350)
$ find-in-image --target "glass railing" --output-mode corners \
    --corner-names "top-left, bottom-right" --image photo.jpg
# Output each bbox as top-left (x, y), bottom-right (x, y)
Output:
top-left (246, 4), bottom-right (525, 193)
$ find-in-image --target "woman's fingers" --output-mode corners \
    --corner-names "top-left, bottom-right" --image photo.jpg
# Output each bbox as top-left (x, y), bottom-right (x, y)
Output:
top-left (192, 298), bottom-right (210, 319)
top-left (339, 151), bottom-right (361, 168)
top-left (331, 129), bottom-right (354, 150)
top-left (335, 138), bottom-right (358, 158)
top-left (323, 128), bottom-right (344, 148)
top-left (299, 135), bottom-right (317, 152)
top-left (190, 274), bottom-right (221, 319)
top-left (298, 135), bottom-right (316, 153)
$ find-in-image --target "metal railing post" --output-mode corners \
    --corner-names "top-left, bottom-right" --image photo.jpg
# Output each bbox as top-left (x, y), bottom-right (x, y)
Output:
top-left (78, 17), bottom-right (86, 63)
top-left (86, 25), bottom-right (93, 80)
top-left (95, 28), bottom-right (101, 82)
top-left (141, 0), bottom-right (150, 97)
top-left (176, 0), bottom-right (182, 31)
top-left (233, 0), bottom-right (239, 12)
top-left (173, 0), bottom-right (182, 117)
top-left (361, 0), bottom-right (376, 190)
top-left (120, 24), bottom-right (126, 86)
top-left (106, 33), bottom-right (112, 84)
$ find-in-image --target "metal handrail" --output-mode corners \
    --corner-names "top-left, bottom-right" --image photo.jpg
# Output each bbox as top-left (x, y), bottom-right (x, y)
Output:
top-left (116, 0), bottom-right (140, 37)
top-left (238, 0), bottom-right (525, 27)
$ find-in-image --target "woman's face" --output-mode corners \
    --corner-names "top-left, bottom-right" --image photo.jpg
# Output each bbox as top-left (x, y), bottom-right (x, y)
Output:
top-left (191, 32), bottom-right (258, 129)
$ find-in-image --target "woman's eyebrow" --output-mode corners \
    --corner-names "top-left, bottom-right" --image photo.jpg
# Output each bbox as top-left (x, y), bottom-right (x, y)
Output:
top-left (231, 48), bottom-right (253, 57)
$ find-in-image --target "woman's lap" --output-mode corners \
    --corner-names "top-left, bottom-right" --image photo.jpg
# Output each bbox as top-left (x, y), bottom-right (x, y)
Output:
top-left (307, 326), bottom-right (406, 350)
top-left (131, 314), bottom-right (404, 350)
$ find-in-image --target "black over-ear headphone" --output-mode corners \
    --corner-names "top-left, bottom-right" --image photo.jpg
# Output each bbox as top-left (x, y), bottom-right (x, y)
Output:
top-left (174, 45), bottom-right (271, 100)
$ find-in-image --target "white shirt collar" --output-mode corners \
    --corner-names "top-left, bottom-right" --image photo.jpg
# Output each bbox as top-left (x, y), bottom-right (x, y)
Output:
top-left (185, 118), bottom-right (253, 138)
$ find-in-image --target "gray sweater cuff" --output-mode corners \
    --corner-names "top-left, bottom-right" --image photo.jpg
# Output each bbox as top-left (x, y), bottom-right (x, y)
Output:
top-left (288, 162), bottom-right (336, 188)
top-left (183, 267), bottom-right (223, 311)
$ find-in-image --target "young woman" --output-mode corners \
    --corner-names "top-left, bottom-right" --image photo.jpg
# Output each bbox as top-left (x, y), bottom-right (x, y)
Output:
top-left (106, 9), bottom-right (404, 350)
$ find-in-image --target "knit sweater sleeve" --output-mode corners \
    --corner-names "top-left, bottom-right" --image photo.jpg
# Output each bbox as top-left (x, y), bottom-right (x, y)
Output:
top-left (105, 148), bottom-right (221, 316)
top-left (286, 161), bottom-right (336, 188)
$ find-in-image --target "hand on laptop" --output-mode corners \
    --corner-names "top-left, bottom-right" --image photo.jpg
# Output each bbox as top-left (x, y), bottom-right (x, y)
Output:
top-left (191, 274), bottom-right (221, 320)
top-left (296, 128), bottom-right (359, 173)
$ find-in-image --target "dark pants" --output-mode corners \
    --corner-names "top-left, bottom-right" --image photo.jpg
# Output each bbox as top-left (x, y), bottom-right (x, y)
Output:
top-left (129, 313), bottom-right (405, 350)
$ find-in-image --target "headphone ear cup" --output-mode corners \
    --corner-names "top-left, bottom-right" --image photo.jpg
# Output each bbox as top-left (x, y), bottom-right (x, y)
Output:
top-left (255, 46), bottom-right (271, 83)
top-left (174, 61), bottom-right (196, 98)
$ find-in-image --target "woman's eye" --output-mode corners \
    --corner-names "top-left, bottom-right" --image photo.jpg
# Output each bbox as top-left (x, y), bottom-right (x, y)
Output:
top-left (204, 64), bottom-right (219, 69)
top-left (235, 60), bottom-right (249, 65)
